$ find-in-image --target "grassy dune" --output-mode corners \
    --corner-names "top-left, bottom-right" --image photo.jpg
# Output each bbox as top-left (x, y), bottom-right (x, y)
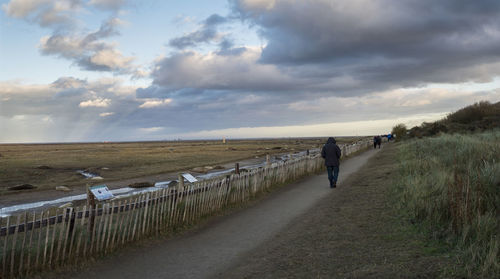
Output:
top-left (395, 131), bottom-right (499, 277)
top-left (0, 138), bottom-right (361, 195)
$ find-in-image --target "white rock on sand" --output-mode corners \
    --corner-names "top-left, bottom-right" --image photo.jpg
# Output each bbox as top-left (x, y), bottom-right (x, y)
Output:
top-left (59, 202), bottom-right (73, 208)
top-left (55, 185), bottom-right (72, 192)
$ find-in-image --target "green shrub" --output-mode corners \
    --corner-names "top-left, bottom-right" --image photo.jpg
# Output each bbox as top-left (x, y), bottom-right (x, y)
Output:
top-left (407, 101), bottom-right (500, 138)
top-left (395, 131), bottom-right (500, 277)
top-left (391, 123), bottom-right (408, 141)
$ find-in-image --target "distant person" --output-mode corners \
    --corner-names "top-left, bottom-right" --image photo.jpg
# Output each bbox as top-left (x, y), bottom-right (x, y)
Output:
top-left (321, 137), bottom-right (342, 188)
top-left (373, 136), bottom-right (378, 149)
top-left (376, 136), bottom-right (382, 148)
top-left (387, 134), bottom-right (392, 141)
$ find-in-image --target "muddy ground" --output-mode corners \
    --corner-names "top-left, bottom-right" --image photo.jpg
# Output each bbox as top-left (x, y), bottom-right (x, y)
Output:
top-left (0, 155), bottom-right (269, 209)
top-left (217, 143), bottom-right (459, 278)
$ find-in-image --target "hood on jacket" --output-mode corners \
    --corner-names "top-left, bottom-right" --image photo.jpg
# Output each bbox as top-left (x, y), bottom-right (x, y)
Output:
top-left (326, 137), bottom-right (336, 144)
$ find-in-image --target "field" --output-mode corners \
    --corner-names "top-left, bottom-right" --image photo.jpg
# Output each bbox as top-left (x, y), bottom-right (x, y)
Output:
top-left (0, 137), bottom-right (361, 197)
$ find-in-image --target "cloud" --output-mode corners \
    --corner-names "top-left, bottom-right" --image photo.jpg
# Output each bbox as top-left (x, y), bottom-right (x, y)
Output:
top-left (138, 99), bottom-right (172, 108)
top-left (171, 114), bottom-right (445, 139)
top-left (204, 14), bottom-right (227, 26)
top-left (89, 0), bottom-right (126, 11)
top-left (152, 48), bottom-right (296, 92)
top-left (0, 78), bottom-right (143, 142)
top-left (1, 78), bottom-right (498, 143)
top-left (146, 0), bottom-right (500, 104)
top-left (2, 0), bottom-right (82, 28)
top-left (52, 76), bottom-right (87, 89)
top-left (139, 127), bottom-right (164, 133)
top-left (99, 112), bottom-right (114, 117)
top-left (88, 48), bottom-right (134, 71)
top-left (38, 17), bottom-right (138, 74)
top-left (79, 98), bottom-right (111, 107)
top-left (3, 0), bottom-right (500, 142)
top-left (4, 0), bottom-right (139, 75)
top-left (227, 0), bottom-right (500, 90)
top-left (169, 13), bottom-right (229, 49)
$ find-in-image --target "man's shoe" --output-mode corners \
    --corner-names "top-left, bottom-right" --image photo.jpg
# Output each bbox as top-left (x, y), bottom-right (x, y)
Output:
top-left (332, 181), bottom-right (337, 188)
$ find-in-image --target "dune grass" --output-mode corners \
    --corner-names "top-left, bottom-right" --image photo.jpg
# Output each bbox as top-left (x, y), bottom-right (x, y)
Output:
top-left (394, 131), bottom-right (499, 277)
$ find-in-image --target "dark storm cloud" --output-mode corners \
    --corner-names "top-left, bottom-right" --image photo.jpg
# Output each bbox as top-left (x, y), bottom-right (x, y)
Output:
top-left (133, 0), bottom-right (500, 136)
top-left (152, 0), bottom-right (500, 103)
top-left (227, 0), bottom-right (500, 89)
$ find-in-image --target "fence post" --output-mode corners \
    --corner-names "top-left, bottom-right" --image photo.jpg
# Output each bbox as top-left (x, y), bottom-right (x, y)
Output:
top-left (178, 174), bottom-right (184, 188)
top-left (235, 163), bottom-right (240, 175)
top-left (87, 184), bottom-right (96, 236)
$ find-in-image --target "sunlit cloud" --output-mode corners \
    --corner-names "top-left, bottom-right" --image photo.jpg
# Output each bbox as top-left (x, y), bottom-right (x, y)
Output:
top-left (79, 98), bottom-right (111, 108)
top-left (139, 127), bottom-right (164, 133)
top-left (99, 112), bottom-right (114, 117)
top-left (138, 99), bottom-right (172, 108)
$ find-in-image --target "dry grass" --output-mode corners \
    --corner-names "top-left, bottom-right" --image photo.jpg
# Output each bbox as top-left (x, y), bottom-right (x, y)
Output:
top-left (395, 131), bottom-right (500, 277)
top-left (0, 137), bottom-right (361, 195)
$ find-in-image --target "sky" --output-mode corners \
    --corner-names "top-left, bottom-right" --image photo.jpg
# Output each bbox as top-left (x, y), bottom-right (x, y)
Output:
top-left (1, 0), bottom-right (499, 143)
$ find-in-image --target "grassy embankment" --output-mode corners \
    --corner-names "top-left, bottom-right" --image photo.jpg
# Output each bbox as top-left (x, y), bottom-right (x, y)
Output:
top-left (394, 131), bottom-right (499, 277)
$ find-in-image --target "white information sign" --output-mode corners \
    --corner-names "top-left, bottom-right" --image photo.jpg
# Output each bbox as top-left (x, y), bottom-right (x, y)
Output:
top-left (90, 184), bottom-right (114, 201)
top-left (182, 173), bottom-right (198, 183)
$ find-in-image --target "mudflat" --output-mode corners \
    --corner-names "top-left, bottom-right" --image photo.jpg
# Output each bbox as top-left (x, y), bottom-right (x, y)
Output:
top-left (0, 138), bottom-right (363, 206)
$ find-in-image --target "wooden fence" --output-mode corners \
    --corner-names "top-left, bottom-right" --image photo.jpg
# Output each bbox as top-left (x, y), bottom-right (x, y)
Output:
top-left (0, 140), bottom-right (371, 278)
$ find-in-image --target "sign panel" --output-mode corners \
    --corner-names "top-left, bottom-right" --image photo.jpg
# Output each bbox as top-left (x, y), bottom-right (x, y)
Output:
top-left (90, 184), bottom-right (114, 201)
top-left (182, 173), bottom-right (198, 183)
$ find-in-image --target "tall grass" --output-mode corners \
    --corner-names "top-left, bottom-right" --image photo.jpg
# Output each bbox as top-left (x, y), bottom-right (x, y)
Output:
top-left (394, 131), bottom-right (499, 277)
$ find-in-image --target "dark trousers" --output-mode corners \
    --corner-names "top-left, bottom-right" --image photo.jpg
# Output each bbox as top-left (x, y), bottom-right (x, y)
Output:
top-left (327, 166), bottom-right (339, 186)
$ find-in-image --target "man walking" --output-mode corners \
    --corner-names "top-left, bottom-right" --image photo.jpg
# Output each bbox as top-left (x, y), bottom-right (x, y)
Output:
top-left (321, 137), bottom-right (342, 188)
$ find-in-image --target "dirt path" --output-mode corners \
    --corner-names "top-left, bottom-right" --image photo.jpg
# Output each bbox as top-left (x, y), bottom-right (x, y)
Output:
top-left (44, 147), bottom-right (380, 279)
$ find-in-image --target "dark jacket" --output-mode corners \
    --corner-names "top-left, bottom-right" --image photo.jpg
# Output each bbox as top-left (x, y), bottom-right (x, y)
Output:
top-left (321, 137), bottom-right (342, 167)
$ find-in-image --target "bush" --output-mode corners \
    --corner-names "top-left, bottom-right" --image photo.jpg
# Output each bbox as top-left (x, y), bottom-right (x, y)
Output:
top-left (395, 131), bottom-right (500, 277)
top-left (391, 123), bottom-right (408, 141)
top-left (446, 101), bottom-right (499, 125)
top-left (407, 101), bottom-right (500, 138)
